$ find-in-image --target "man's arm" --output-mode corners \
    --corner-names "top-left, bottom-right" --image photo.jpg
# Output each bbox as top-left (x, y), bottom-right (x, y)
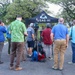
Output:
top-left (22, 23), bottom-right (28, 36)
top-left (24, 32), bottom-right (28, 36)
top-left (32, 34), bottom-right (35, 40)
top-left (50, 33), bottom-right (54, 42)
top-left (66, 34), bottom-right (69, 47)
top-left (32, 28), bottom-right (35, 40)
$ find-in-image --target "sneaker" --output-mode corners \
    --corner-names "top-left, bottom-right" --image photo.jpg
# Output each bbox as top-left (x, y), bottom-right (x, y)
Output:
top-left (68, 62), bottom-right (75, 65)
top-left (15, 67), bottom-right (22, 71)
top-left (10, 66), bottom-right (14, 70)
top-left (52, 66), bottom-right (58, 70)
top-left (49, 57), bottom-right (53, 60)
top-left (27, 55), bottom-right (32, 58)
top-left (59, 68), bottom-right (63, 71)
top-left (0, 61), bottom-right (3, 64)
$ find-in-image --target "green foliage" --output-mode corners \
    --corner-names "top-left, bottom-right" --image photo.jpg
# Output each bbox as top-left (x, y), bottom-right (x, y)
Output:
top-left (47, 0), bottom-right (75, 21)
top-left (4, 0), bottom-right (47, 23)
top-left (0, 0), bottom-right (10, 22)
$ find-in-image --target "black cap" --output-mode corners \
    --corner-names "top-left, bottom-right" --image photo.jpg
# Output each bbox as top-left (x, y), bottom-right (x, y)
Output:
top-left (46, 23), bottom-right (51, 28)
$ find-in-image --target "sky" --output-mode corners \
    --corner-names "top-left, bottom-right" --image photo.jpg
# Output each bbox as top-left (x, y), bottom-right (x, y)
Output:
top-left (46, 2), bottom-right (63, 16)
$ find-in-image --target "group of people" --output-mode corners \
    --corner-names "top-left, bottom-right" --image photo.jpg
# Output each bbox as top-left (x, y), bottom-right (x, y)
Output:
top-left (0, 15), bottom-right (75, 71)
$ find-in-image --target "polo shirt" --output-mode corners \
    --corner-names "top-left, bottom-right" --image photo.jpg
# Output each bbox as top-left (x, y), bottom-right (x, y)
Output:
top-left (52, 23), bottom-right (68, 40)
top-left (10, 20), bottom-right (27, 42)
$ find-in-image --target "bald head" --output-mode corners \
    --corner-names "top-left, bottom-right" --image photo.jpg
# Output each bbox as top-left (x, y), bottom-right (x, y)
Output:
top-left (58, 18), bottom-right (64, 24)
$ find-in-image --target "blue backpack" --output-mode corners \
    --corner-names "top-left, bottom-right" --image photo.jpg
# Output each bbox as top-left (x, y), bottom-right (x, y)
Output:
top-left (32, 51), bottom-right (38, 61)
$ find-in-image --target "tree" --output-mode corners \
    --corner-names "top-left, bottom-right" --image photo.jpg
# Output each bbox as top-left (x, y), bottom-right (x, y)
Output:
top-left (47, 0), bottom-right (75, 21)
top-left (4, 0), bottom-right (48, 23)
top-left (0, 0), bottom-right (11, 20)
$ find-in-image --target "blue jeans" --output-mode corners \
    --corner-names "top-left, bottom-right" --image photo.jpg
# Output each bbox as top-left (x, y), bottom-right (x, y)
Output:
top-left (71, 42), bottom-right (75, 63)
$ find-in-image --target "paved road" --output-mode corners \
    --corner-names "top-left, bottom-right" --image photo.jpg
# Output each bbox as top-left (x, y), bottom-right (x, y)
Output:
top-left (0, 42), bottom-right (75, 75)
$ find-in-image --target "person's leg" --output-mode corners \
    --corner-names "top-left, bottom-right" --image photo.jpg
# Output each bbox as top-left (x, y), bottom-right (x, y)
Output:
top-left (20, 47), bottom-right (26, 61)
top-left (7, 38), bottom-right (11, 54)
top-left (27, 41), bottom-right (30, 56)
top-left (59, 40), bottom-right (66, 69)
top-left (43, 44), bottom-right (50, 58)
top-left (28, 47), bottom-right (33, 56)
top-left (27, 41), bottom-right (34, 57)
top-left (10, 42), bottom-right (16, 68)
top-left (71, 42), bottom-right (75, 63)
top-left (0, 42), bottom-right (4, 64)
top-left (48, 45), bottom-right (52, 58)
top-left (15, 42), bottom-right (24, 69)
top-left (42, 44), bottom-right (46, 57)
top-left (53, 40), bottom-right (60, 69)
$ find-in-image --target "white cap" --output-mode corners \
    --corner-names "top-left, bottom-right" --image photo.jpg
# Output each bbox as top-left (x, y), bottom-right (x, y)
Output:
top-left (29, 23), bottom-right (34, 27)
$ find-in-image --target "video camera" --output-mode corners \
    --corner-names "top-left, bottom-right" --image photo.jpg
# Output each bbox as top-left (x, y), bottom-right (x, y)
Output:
top-left (33, 23), bottom-right (39, 30)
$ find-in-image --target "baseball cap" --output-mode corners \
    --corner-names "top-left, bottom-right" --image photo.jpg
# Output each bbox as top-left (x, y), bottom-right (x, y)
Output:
top-left (46, 23), bottom-right (51, 28)
top-left (29, 23), bottom-right (34, 27)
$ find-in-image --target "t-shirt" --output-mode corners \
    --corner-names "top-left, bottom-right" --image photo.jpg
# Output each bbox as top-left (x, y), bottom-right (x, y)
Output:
top-left (27, 27), bottom-right (34, 41)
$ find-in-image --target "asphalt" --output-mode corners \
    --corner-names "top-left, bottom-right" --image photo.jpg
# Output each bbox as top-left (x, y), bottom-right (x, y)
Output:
top-left (0, 41), bottom-right (75, 75)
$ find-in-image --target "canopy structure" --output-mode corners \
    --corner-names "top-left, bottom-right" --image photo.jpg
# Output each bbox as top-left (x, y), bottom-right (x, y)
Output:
top-left (29, 11), bottom-right (58, 23)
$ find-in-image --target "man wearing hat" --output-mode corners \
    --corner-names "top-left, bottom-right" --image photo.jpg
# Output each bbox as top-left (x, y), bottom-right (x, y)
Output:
top-left (41, 23), bottom-right (53, 59)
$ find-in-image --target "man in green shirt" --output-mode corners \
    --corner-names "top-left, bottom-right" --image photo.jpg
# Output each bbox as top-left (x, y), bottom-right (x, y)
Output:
top-left (10, 15), bottom-right (27, 71)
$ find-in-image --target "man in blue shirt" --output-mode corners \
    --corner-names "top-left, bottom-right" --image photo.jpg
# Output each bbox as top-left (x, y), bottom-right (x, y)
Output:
top-left (68, 20), bottom-right (75, 64)
top-left (51, 18), bottom-right (69, 70)
top-left (0, 20), bottom-right (7, 64)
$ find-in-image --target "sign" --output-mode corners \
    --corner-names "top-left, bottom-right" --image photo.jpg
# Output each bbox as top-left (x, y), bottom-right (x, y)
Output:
top-left (36, 14), bottom-right (51, 22)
